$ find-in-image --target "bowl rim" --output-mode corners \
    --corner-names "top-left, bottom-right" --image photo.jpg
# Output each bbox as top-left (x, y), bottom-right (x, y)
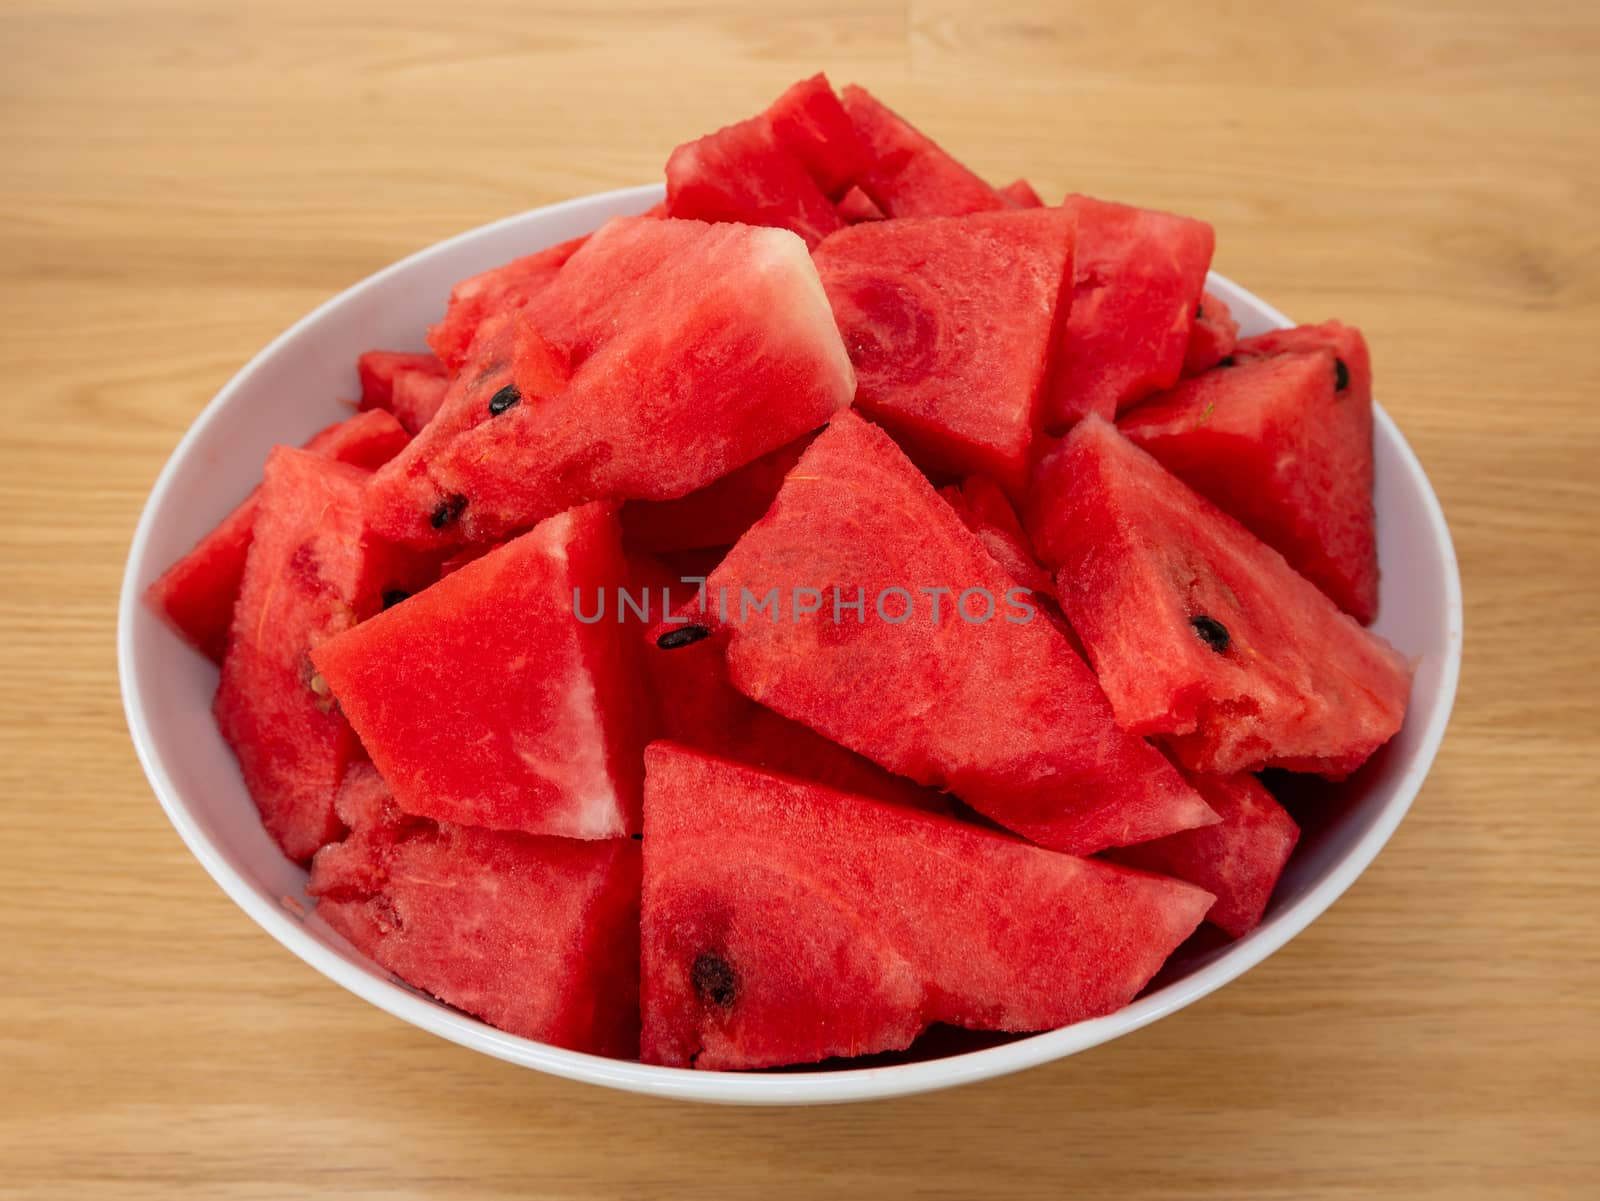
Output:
top-left (118, 183), bottom-right (1463, 1105)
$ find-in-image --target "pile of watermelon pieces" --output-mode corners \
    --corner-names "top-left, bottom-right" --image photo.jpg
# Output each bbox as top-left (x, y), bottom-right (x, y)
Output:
top-left (146, 75), bottom-right (1411, 1070)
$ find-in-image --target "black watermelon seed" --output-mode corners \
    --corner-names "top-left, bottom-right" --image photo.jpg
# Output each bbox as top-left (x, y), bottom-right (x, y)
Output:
top-left (1190, 614), bottom-right (1231, 654)
top-left (1195, 303), bottom-right (1205, 320)
top-left (1217, 355), bottom-right (1236, 368)
top-left (656, 624), bottom-right (712, 650)
top-left (430, 494), bottom-right (468, 530)
top-left (630, 833), bottom-right (643, 841)
top-left (1334, 357), bottom-right (1350, 392)
top-left (488, 384), bottom-right (521, 416)
top-left (691, 952), bottom-right (737, 1009)
top-left (381, 589), bottom-right (411, 610)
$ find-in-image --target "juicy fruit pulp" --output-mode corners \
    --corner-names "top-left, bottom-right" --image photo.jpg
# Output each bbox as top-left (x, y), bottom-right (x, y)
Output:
top-left (641, 743), bottom-right (1214, 1069)
top-left (696, 411), bottom-right (1217, 855)
top-left (1119, 325), bottom-right (1379, 623)
top-left (365, 216), bottom-right (855, 547)
top-left (311, 764), bottom-right (642, 1056)
top-left (840, 85), bottom-right (1005, 218)
top-left (813, 208), bottom-right (1074, 495)
top-left (1027, 417), bottom-right (1409, 777)
top-left (310, 502), bottom-right (650, 838)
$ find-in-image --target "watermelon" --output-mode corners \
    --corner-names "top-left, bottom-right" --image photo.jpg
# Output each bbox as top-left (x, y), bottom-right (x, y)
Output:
top-left (1118, 328), bottom-right (1379, 623)
top-left (813, 208), bottom-right (1074, 494)
top-left (386, 368), bottom-right (451, 435)
top-left (145, 409), bottom-right (410, 663)
top-left (310, 764), bottom-right (641, 1056)
top-left (765, 73), bottom-right (872, 198)
top-left (426, 234), bottom-right (588, 370)
top-left (998, 178), bottom-right (1044, 208)
top-left (640, 743), bottom-right (1214, 1069)
top-left (310, 502), bottom-right (650, 839)
top-left (836, 185), bottom-right (885, 223)
top-left (1026, 416), bottom-right (1409, 777)
top-left (1183, 291), bottom-right (1239, 376)
top-left (939, 475), bottom-right (1055, 601)
top-left (840, 85), bottom-right (1006, 218)
top-left (357, 351), bottom-right (446, 412)
top-left (1043, 195), bottom-right (1214, 430)
top-left (214, 448), bottom-right (426, 862)
top-left (1106, 768), bottom-right (1299, 938)
top-left (620, 431), bottom-right (818, 553)
top-left (684, 411), bottom-right (1216, 855)
top-left (365, 217), bottom-right (855, 548)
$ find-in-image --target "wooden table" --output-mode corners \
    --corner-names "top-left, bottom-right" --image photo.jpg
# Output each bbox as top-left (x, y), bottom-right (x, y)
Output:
top-left (4, 1), bottom-right (1597, 1197)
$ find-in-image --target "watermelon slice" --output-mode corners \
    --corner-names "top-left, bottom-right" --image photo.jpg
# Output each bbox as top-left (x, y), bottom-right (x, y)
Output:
top-left (1118, 333), bottom-right (1379, 623)
top-left (145, 409), bottom-right (410, 663)
top-left (357, 351), bottom-right (446, 412)
top-left (939, 475), bottom-right (1055, 601)
top-left (620, 431), bottom-right (817, 554)
top-left (310, 502), bottom-right (650, 839)
top-left (1106, 768), bottom-right (1299, 938)
top-left (998, 178), bottom-right (1044, 208)
top-left (836, 186), bottom-right (885, 223)
top-left (214, 448), bottom-right (425, 862)
top-left (1183, 291), bottom-right (1239, 376)
top-left (311, 764), bottom-right (641, 1056)
top-left (1026, 417), bottom-right (1409, 777)
top-left (1043, 194), bottom-right (1214, 430)
top-left (685, 411), bottom-right (1215, 855)
top-left (366, 217), bottom-right (855, 547)
top-left (765, 73), bottom-right (872, 198)
top-left (640, 743), bottom-right (1214, 1069)
top-left (812, 208), bottom-right (1074, 494)
top-left (386, 368), bottom-right (450, 435)
top-left (426, 233), bottom-right (588, 370)
top-left (840, 85), bottom-right (1006, 218)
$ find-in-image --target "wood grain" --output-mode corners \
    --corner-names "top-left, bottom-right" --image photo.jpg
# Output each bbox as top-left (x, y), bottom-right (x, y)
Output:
top-left (3, 1), bottom-right (1598, 1197)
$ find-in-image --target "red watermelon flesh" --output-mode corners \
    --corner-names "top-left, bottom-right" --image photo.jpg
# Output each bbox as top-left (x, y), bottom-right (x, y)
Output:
top-left (765, 72), bottom-right (872, 198)
top-left (620, 431), bottom-right (818, 554)
top-left (387, 367), bottom-right (451, 434)
top-left (357, 351), bottom-right (446, 412)
top-left (1183, 290), bottom-right (1239, 376)
top-left (426, 233), bottom-right (587, 371)
top-left (1106, 768), bottom-right (1299, 938)
top-left (693, 411), bottom-right (1216, 855)
top-left (666, 115), bottom-right (844, 249)
top-left (310, 502), bottom-right (650, 839)
top-left (369, 217), bottom-right (855, 547)
top-left (1118, 342), bottom-right (1379, 623)
top-left (640, 743), bottom-right (1214, 1069)
top-left (310, 763), bottom-right (642, 1056)
top-left (145, 409), bottom-right (410, 663)
top-left (1026, 417), bottom-right (1409, 777)
top-left (813, 208), bottom-right (1074, 494)
top-left (836, 185), bottom-right (885, 223)
top-left (1044, 194), bottom-right (1214, 430)
top-left (214, 448), bottom-right (424, 863)
top-left (998, 178), bottom-right (1044, 208)
top-left (939, 475), bottom-right (1056, 601)
top-left (840, 85), bottom-right (1006, 219)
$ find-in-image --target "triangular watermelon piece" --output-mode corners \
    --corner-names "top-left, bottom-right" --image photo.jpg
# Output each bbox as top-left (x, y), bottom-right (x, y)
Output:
top-left (1043, 195), bottom-right (1214, 430)
top-left (356, 351), bottom-right (446, 412)
top-left (1118, 329), bottom-right (1379, 623)
top-left (680, 411), bottom-right (1215, 855)
top-left (620, 430), bottom-right (818, 554)
top-left (765, 73), bottom-right (872, 198)
top-left (835, 185), bottom-right (885, 223)
top-left (311, 502), bottom-right (650, 838)
top-left (366, 217), bottom-right (855, 547)
top-left (1182, 290), bottom-right (1239, 376)
top-left (998, 178), bottom-right (1044, 208)
top-left (387, 367), bottom-right (450, 434)
top-left (146, 410), bottom-right (411, 664)
top-left (1026, 417), bottom-right (1409, 777)
top-left (426, 233), bottom-right (588, 370)
top-left (813, 208), bottom-right (1074, 494)
top-left (310, 764), bottom-right (642, 1057)
top-left (938, 475), bottom-right (1056, 601)
top-left (840, 85), bottom-right (1006, 218)
top-left (640, 742), bottom-right (1214, 1069)
top-left (214, 447), bottom-right (427, 862)
top-left (1106, 768), bottom-right (1299, 938)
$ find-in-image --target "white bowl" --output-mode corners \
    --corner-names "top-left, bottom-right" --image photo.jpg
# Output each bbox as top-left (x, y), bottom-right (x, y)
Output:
top-left (118, 184), bottom-right (1463, 1105)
